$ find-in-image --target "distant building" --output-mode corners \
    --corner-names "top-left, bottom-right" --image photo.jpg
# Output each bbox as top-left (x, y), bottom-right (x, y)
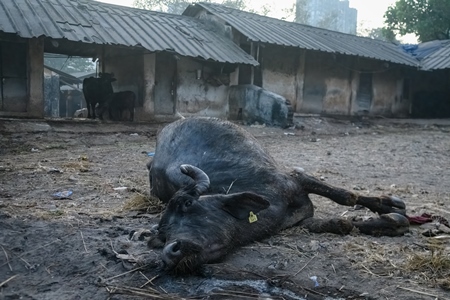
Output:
top-left (296, 0), bottom-right (357, 35)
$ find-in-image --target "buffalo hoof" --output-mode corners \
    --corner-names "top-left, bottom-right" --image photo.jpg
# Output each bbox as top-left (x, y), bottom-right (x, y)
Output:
top-left (359, 195), bottom-right (407, 216)
top-left (354, 213), bottom-right (410, 237)
top-left (379, 196), bottom-right (406, 216)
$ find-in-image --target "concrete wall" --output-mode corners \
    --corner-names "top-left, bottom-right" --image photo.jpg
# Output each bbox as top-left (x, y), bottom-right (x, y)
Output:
top-left (261, 45), bottom-right (298, 105)
top-left (176, 57), bottom-right (235, 118)
top-left (301, 52), bottom-right (354, 115)
top-left (372, 68), bottom-right (400, 116)
top-left (259, 47), bottom-right (411, 118)
top-left (322, 56), bottom-right (353, 115)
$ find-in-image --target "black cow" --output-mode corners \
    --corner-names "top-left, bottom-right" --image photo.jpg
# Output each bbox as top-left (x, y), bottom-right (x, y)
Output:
top-left (82, 72), bottom-right (116, 119)
top-left (147, 118), bottom-right (409, 273)
top-left (107, 91), bottom-right (135, 121)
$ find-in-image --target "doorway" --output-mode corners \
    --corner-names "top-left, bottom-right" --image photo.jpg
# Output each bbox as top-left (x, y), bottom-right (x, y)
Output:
top-left (356, 73), bottom-right (373, 112)
top-left (0, 42), bottom-right (27, 112)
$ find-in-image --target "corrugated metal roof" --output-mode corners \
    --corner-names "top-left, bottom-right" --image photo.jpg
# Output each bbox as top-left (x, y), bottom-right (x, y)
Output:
top-left (184, 3), bottom-right (419, 67)
top-left (0, 0), bottom-right (258, 65)
top-left (420, 40), bottom-right (450, 71)
top-left (44, 64), bottom-right (82, 84)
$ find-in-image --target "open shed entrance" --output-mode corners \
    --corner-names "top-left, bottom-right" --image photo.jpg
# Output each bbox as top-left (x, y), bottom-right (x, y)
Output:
top-left (43, 53), bottom-right (96, 118)
top-left (412, 91), bottom-right (450, 118)
top-left (0, 41), bottom-right (27, 113)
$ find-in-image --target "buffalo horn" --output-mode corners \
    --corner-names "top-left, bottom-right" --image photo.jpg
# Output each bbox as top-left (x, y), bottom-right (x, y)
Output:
top-left (180, 164), bottom-right (210, 195)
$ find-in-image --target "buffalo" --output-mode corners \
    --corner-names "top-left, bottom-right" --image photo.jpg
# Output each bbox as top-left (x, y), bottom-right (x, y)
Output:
top-left (82, 72), bottom-right (116, 119)
top-left (107, 91), bottom-right (135, 121)
top-left (147, 117), bottom-right (409, 273)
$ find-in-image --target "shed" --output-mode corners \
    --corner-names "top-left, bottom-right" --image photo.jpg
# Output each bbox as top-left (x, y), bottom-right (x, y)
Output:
top-left (184, 3), bottom-right (422, 118)
top-left (0, 0), bottom-right (257, 120)
top-left (402, 40), bottom-right (450, 118)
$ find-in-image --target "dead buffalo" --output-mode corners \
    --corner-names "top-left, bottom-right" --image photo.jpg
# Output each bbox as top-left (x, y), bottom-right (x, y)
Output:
top-left (82, 72), bottom-right (116, 119)
top-left (147, 117), bottom-right (409, 273)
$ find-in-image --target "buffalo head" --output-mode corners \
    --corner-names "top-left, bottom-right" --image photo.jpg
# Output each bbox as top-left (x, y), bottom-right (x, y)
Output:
top-left (148, 164), bottom-right (270, 273)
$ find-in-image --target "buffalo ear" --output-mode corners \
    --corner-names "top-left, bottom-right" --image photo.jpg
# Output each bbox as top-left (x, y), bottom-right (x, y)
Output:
top-left (221, 192), bottom-right (270, 220)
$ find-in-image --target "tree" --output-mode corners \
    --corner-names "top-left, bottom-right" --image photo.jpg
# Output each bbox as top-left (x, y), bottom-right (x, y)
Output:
top-left (384, 0), bottom-right (450, 42)
top-left (281, 3), bottom-right (296, 21)
top-left (44, 54), bottom-right (95, 74)
top-left (358, 25), bottom-right (398, 43)
top-left (295, 0), bottom-right (310, 24)
top-left (133, 0), bottom-right (189, 14)
top-left (368, 28), bottom-right (397, 42)
top-left (133, 0), bottom-right (248, 15)
top-left (221, 0), bottom-right (247, 10)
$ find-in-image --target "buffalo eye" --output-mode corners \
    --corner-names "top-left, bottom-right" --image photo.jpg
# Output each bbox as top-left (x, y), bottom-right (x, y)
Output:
top-left (182, 199), bottom-right (193, 212)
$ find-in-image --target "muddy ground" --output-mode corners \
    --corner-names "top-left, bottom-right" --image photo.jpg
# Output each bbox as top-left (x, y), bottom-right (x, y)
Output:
top-left (0, 116), bottom-right (449, 300)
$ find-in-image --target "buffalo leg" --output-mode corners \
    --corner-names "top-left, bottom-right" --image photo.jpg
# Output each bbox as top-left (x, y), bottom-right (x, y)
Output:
top-left (96, 103), bottom-right (106, 120)
top-left (91, 102), bottom-right (97, 119)
top-left (291, 170), bottom-right (406, 216)
top-left (129, 108), bottom-right (134, 122)
top-left (108, 107), bottom-right (118, 121)
top-left (300, 217), bottom-right (354, 234)
top-left (86, 102), bottom-right (92, 118)
top-left (301, 213), bottom-right (409, 236)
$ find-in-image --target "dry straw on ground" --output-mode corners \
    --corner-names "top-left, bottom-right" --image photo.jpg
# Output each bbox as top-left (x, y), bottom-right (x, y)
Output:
top-left (406, 241), bottom-right (450, 290)
top-left (344, 234), bottom-right (450, 291)
top-left (344, 238), bottom-right (407, 277)
top-left (62, 155), bottom-right (90, 172)
top-left (122, 194), bottom-right (164, 214)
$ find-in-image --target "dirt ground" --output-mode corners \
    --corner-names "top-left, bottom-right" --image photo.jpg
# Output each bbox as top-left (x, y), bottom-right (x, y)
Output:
top-left (0, 116), bottom-right (449, 300)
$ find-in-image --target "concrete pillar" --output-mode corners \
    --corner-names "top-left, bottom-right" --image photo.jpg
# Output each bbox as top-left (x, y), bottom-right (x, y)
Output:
top-left (135, 53), bottom-right (156, 121)
top-left (27, 38), bottom-right (44, 118)
top-left (295, 50), bottom-right (306, 112)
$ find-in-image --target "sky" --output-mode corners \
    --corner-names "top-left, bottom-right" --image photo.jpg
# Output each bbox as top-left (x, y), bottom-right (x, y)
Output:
top-left (95, 0), bottom-right (417, 42)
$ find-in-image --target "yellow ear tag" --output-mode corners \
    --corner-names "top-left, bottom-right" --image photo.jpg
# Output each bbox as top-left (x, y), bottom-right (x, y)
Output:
top-left (248, 211), bottom-right (258, 223)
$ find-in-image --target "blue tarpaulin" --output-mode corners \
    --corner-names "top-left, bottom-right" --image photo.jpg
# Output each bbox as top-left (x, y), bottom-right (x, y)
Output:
top-left (400, 40), bottom-right (450, 60)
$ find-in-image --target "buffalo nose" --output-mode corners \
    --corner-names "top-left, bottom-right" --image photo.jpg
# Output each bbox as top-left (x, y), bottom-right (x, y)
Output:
top-left (162, 241), bottom-right (182, 263)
